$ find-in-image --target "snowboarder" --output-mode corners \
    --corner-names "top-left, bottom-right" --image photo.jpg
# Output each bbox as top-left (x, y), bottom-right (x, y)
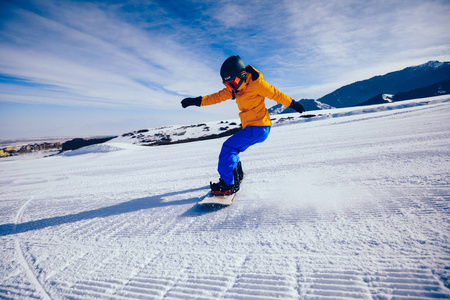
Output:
top-left (181, 55), bottom-right (305, 196)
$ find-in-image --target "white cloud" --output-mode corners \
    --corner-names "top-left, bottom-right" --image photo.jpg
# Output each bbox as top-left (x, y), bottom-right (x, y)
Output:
top-left (212, 3), bottom-right (249, 29)
top-left (0, 0), bottom-right (223, 110)
top-left (269, 0), bottom-right (450, 97)
top-left (1, 0), bottom-right (449, 115)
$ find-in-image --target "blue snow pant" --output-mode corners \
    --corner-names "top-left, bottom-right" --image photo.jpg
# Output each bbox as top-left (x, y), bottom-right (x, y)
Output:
top-left (218, 126), bottom-right (271, 185)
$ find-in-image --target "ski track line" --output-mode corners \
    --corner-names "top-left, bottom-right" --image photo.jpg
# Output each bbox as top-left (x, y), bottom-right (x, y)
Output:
top-left (37, 191), bottom-right (450, 299)
top-left (12, 188), bottom-right (53, 300)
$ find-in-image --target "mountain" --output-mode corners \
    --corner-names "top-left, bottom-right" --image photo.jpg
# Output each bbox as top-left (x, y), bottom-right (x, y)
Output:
top-left (356, 79), bottom-right (450, 106)
top-left (317, 60), bottom-right (450, 108)
top-left (393, 79), bottom-right (450, 101)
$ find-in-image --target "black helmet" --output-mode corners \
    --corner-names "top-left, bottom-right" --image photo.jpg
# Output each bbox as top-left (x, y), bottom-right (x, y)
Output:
top-left (220, 55), bottom-right (247, 90)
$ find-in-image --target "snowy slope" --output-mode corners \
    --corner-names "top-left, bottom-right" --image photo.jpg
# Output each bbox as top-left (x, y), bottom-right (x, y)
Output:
top-left (0, 96), bottom-right (449, 299)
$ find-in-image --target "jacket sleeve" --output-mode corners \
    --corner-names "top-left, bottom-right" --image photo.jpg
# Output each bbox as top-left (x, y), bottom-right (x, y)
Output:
top-left (201, 88), bottom-right (233, 106)
top-left (255, 79), bottom-right (293, 107)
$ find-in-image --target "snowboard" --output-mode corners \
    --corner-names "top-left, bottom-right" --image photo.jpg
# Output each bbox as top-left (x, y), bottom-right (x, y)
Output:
top-left (197, 192), bottom-right (236, 206)
top-left (198, 174), bottom-right (244, 207)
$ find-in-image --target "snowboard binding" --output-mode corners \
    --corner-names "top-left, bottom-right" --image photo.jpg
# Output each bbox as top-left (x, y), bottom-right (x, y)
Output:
top-left (210, 162), bottom-right (244, 196)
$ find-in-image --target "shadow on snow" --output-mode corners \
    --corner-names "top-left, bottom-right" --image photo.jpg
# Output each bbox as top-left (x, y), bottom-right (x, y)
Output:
top-left (0, 186), bottom-right (220, 237)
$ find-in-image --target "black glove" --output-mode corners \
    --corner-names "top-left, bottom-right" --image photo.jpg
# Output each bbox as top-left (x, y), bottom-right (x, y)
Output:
top-left (181, 96), bottom-right (202, 108)
top-left (289, 100), bottom-right (305, 113)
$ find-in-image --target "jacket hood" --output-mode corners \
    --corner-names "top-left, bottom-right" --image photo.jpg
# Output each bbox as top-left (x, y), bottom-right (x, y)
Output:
top-left (245, 65), bottom-right (262, 81)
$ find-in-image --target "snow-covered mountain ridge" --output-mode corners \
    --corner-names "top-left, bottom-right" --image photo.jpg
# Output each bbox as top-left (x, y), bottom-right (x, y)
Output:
top-left (317, 60), bottom-right (450, 108)
top-left (109, 95), bottom-right (448, 148)
top-left (270, 60), bottom-right (450, 114)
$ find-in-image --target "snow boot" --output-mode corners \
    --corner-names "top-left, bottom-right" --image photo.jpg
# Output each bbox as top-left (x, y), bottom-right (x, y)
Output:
top-left (210, 168), bottom-right (241, 196)
top-left (233, 167), bottom-right (241, 192)
top-left (237, 161), bottom-right (245, 183)
top-left (210, 178), bottom-right (236, 196)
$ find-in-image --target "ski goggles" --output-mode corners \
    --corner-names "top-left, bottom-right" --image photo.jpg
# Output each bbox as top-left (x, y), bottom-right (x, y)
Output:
top-left (223, 71), bottom-right (246, 91)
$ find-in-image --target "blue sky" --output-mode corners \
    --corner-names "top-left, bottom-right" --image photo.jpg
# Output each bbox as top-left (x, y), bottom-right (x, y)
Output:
top-left (1, 0), bottom-right (449, 139)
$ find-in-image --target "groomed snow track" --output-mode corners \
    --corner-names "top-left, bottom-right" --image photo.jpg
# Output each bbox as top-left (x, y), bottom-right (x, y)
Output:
top-left (1, 97), bottom-right (449, 299)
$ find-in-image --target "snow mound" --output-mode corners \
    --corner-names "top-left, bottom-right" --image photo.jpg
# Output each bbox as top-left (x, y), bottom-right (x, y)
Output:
top-left (113, 120), bottom-right (242, 146)
top-left (62, 143), bottom-right (124, 156)
top-left (382, 94), bottom-right (394, 102)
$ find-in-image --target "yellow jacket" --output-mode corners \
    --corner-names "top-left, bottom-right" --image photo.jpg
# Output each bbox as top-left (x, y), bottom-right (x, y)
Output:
top-left (201, 66), bottom-right (293, 128)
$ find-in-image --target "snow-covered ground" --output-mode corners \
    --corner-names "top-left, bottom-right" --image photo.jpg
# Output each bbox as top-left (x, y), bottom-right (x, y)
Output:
top-left (1, 96), bottom-right (449, 299)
